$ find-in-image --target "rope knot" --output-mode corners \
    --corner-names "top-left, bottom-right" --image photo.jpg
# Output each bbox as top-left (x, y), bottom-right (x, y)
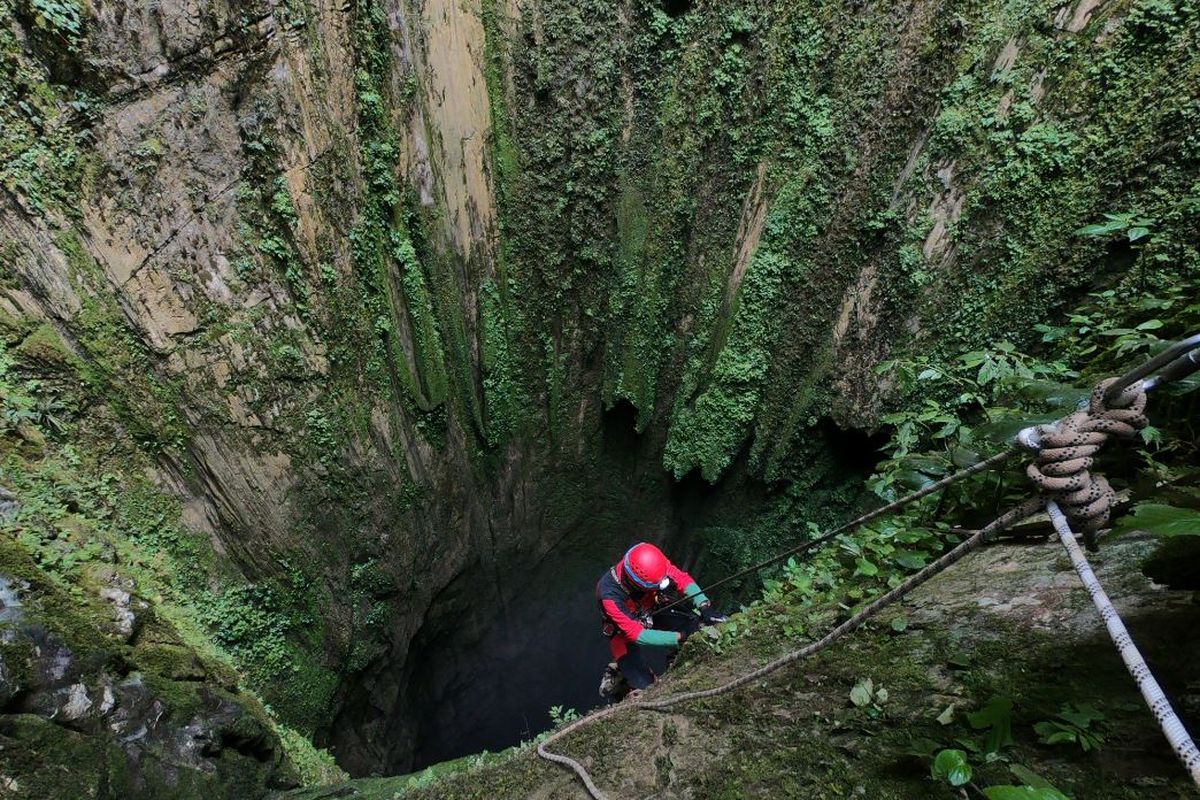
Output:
top-left (1022, 378), bottom-right (1148, 548)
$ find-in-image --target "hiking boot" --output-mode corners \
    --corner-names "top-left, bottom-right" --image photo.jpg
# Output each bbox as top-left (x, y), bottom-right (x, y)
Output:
top-left (598, 661), bottom-right (630, 701)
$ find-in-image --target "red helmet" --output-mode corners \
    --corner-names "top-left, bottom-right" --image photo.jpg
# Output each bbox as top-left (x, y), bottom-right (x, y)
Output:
top-left (622, 543), bottom-right (670, 591)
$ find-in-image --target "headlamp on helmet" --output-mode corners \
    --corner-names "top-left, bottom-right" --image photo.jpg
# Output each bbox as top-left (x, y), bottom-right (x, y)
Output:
top-left (623, 542), bottom-right (671, 591)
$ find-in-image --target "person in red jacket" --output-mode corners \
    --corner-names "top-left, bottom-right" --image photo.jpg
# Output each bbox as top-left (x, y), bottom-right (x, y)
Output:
top-left (596, 542), bottom-right (728, 699)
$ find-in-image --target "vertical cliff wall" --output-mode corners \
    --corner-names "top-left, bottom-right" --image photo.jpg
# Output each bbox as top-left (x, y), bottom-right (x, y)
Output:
top-left (1, 0), bottom-right (1197, 784)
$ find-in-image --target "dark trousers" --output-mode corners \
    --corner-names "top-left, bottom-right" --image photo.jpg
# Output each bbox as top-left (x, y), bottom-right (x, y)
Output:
top-left (617, 609), bottom-right (701, 690)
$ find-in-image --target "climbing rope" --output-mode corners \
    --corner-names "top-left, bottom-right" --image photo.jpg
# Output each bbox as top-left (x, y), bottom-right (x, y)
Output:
top-left (653, 446), bottom-right (1019, 615)
top-left (641, 498), bottom-right (1041, 710)
top-left (537, 336), bottom-right (1200, 799)
top-left (1020, 378), bottom-right (1148, 548)
top-left (536, 498), bottom-right (1039, 799)
top-left (536, 705), bottom-right (625, 800)
top-left (1047, 500), bottom-right (1200, 785)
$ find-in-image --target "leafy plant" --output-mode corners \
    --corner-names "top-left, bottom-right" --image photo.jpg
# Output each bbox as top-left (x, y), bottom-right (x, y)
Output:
top-left (1034, 703), bottom-right (1106, 752)
top-left (1074, 211), bottom-right (1155, 242)
top-left (548, 705), bottom-right (581, 726)
top-left (699, 619), bottom-right (746, 654)
top-left (931, 748), bottom-right (972, 786)
top-left (1113, 503), bottom-right (1200, 538)
top-left (968, 695), bottom-right (1015, 756)
top-left (849, 677), bottom-right (889, 716)
top-left (984, 765), bottom-right (1071, 799)
top-left (26, 0), bottom-right (83, 44)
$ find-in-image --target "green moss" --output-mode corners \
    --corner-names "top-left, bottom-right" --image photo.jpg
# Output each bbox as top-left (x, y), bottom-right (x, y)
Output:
top-left (0, 0), bottom-right (93, 214)
top-left (0, 715), bottom-right (111, 799)
top-left (12, 322), bottom-right (75, 368)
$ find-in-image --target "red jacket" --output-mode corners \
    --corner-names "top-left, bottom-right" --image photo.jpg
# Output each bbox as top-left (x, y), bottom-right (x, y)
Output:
top-left (596, 558), bottom-right (699, 660)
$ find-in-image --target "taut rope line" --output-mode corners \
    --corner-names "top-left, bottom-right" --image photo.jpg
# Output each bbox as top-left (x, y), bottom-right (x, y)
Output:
top-left (653, 446), bottom-right (1018, 615)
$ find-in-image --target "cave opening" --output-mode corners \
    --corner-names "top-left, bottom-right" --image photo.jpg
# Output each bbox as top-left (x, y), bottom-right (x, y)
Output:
top-left (322, 398), bottom-right (773, 775)
top-left (661, 0), bottom-right (694, 19)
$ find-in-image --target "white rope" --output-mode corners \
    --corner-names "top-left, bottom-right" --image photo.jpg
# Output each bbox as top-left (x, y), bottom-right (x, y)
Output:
top-left (1047, 500), bottom-right (1200, 788)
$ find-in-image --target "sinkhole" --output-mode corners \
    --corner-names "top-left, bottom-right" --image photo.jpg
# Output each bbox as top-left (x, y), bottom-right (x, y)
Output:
top-left (320, 403), bottom-right (883, 777)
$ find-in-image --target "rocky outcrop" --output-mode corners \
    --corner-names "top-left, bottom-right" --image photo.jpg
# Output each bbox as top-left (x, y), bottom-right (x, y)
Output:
top-left (0, 539), bottom-right (297, 798)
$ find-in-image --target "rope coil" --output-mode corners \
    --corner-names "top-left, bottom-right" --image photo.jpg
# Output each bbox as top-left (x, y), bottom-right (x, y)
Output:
top-left (1021, 378), bottom-right (1148, 548)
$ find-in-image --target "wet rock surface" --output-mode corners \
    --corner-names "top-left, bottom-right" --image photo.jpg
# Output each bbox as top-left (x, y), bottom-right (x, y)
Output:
top-left (3, 0), bottom-right (1199, 791)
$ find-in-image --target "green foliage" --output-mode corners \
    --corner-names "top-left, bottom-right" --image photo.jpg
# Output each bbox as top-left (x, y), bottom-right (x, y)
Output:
top-left (25, 0), bottom-right (82, 42)
top-left (1074, 211), bottom-right (1156, 242)
top-left (758, 517), bottom-right (952, 615)
top-left (1034, 704), bottom-right (1106, 752)
top-left (931, 748), bottom-right (972, 786)
top-left (1113, 502), bottom-right (1200, 538)
top-left (275, 725), bottom-right (347, 786)
top-left (1, 0), bottom-right (96, 213)
top-left (872, 339), bottom-right (1076, 468)
top-left (849, 677), bottom-right (889, 716)
top-left (968, 695), bottom-right (1015, 756)
top-left (663, 250), bottom-right (790, 480)
top-left (548, 705), bottom-right (581, 726)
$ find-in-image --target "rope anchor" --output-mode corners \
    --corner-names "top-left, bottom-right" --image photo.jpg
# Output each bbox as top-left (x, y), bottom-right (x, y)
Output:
top-left (1018, 378), bottom-right (1148, 549)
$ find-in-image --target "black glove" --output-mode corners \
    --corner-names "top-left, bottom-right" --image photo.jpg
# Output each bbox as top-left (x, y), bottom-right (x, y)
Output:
top-left (699, 603), bottom-right (729, 625)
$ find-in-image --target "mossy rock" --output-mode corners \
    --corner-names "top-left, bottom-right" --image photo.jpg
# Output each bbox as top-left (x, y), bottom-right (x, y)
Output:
top-left (0, 537), bottom-right (298, 798)
top-left (13, 323), bottom-right (77, 370)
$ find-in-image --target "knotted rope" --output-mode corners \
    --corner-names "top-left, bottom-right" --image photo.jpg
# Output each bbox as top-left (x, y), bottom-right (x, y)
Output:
top-left (1021, 378), bottom-right (1148, 548)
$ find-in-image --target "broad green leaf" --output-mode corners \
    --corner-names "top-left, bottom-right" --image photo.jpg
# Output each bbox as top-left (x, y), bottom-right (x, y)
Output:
top-left (893, 550), bottom-right (928, 570)
top-left (932, 749), bottom-right (972, 786)
top-left (1113, 503), bottom-right (1200, 538)
top-left (1074, 222), bottom-right (1122, 236)
top-left (1126, 226), bottom-right (1150, 241)
top-left (890, 616), bottom-right (908, 632)
top-left (854, 557), bottom-right (879, 577)
top-left (1008, 764), bottom-right (1055, 789)
top-left (969, 696), bottom-right (1014, 754)
top-left (950, 446), bottom-right (983, 467)
top-left (850, 679), bottom-right (874, 707)
top-left (1058, 703), bottom-right (1104, 728)
top-left (1135, 318), bottom-right (1164, 330)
